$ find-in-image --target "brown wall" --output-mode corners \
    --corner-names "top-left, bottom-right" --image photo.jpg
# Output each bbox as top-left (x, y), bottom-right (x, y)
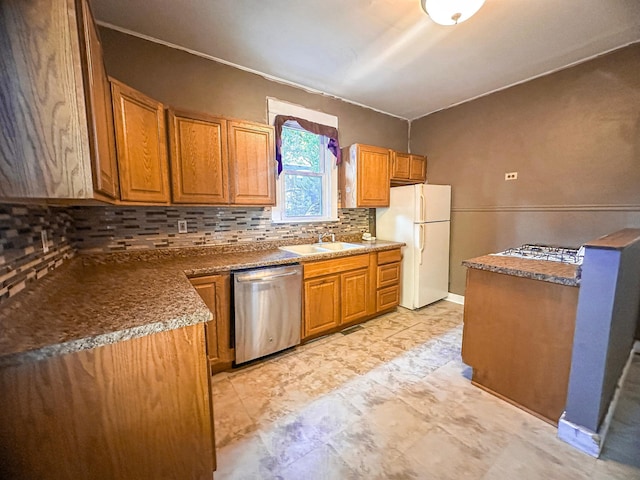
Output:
top-left (99, 28), bottom-right (408, 151)
top-left (411, 44), bottom-right (640, 295)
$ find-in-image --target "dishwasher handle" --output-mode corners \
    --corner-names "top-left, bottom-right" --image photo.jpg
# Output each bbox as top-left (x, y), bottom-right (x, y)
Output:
top-left (235, 269), bottom-right (300, 283)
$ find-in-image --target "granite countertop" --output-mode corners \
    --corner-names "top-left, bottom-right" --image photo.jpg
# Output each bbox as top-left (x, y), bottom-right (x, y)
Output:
top-left (0, 239), bottom-right (403, 367)
top-left (462, 254), bottom-right (580, 287)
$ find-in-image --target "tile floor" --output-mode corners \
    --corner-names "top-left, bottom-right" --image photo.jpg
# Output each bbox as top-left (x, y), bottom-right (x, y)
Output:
top-left (211, 301), bottom-right (640, 479)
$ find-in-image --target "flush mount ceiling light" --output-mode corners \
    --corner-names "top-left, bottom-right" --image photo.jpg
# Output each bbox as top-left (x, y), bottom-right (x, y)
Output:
top-left (421, 0), bottom-right (486, 26)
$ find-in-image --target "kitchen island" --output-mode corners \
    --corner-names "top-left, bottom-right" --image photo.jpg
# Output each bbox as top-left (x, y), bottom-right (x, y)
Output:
top-left (0, 238), bottom-right (403, 479)
top-left (461, 250), bottom-right (581, 424)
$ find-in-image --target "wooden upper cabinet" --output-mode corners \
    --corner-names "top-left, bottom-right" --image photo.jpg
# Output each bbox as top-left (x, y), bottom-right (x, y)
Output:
top-left (391, 152), bottom-right (427, 185)
top-left (0, 0), bottom-right (114, 200)
top-left (228, 121), bottom-right (276, 205)
top-left (168, 110), bottom-right (229, 204)
top-left (111, 79), bottom-right (170, 203)
top-left (409, 154), bottom-right (427, 182)
top-left (340, 144), bottom-right (391, 208)
top-left (77, 0), bottom-right (119, 199)
top-left (391, 152), bottom-right (411, 181)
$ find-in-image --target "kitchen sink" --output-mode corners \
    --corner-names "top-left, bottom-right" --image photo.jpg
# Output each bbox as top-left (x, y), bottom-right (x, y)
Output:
top-left (279, 242), bottom-right (365, 256)
top-left (314, 242), bottom-right (363, 251)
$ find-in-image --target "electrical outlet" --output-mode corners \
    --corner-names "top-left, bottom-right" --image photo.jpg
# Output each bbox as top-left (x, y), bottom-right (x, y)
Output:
top-left (41, 230), bottom-right (49, 253)
top-left (177, 220), bottom-right (188, 234)
top-left (505, 172), bottom-right (518, 180)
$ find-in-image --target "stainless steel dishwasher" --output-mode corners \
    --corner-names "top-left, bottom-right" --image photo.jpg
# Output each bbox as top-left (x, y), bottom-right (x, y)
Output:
top-left (234, 264), bottom-right (302, 364)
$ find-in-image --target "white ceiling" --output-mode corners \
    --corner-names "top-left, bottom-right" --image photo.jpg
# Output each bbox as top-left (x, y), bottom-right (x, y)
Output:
top-left (92, 0), bottom-right (640, 120)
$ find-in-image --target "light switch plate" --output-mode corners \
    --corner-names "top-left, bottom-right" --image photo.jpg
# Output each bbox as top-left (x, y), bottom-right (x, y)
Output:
top-left (177, 220), bottom-right (188, 234)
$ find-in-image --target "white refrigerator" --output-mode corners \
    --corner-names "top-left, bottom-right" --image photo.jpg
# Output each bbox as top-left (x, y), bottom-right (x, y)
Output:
top-left (376, 184), bottom-right (451, 310)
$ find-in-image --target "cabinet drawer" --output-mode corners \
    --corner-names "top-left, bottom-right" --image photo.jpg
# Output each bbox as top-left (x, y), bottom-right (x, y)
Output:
top-left (377, 285), bottom-right (400, 312)
top-left (377, 249), bottom-right (401, 265)
top-left (304, 253), bottom-right (370, 279)
top-left (377, 262), bottom-right (400, 288)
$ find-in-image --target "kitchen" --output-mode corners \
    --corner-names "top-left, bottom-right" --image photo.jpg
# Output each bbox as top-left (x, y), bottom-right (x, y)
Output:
top-left (1, 0), bottom-right (640, 479)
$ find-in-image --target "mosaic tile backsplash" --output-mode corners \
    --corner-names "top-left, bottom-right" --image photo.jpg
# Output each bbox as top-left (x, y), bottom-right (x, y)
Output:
top-left (0, 204), bottom-right (75, 301)
top-left (0, 203), bottom-right (370, 305)
top-left (69, 206), bottom-right (372, 252)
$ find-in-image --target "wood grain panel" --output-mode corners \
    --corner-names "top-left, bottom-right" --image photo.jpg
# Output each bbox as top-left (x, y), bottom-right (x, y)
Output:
top-left (190, 274), bottom-right (234, 373)
top-left (409, 154), bottom-right (427, 182)
top-left (461, 268), bottom-right (579, 424)
top-left (377, 285), bottom-right (400, 312)
top-left (111, 79), bottom-right (170, 203)
top-left (0, 0), bottom-right (93, 199)
top-left (0, 324), bottom-right (214, 480)
top-left (77, 0), bottom-right (119, 199)
top-left (340, 144), bottom-right (390, 208)
top-left (228, 120), bottom-right (275, 205)
top-left (377, 262), bottom-right (400, 288)
top-left (391, 152), bottom-right (410, 181)
top-left (168, 109), bottom-right (229, 204)
top-left (303, 253), bottom-right (370, 279)
top-left (341, 268), bottom-right (369, 324)
top-left (356, 144), bottom-right (390, 207)
top-left (377, 249), bottom-right (402, 265)
top-left (303, 275), bottom-right (341, 338)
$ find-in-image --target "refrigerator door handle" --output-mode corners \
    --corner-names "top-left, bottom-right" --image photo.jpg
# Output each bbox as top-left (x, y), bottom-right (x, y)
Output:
top-left (419, 192), bottom-right (425, 222)
top-left (419, 224), bottom-right (425, 264)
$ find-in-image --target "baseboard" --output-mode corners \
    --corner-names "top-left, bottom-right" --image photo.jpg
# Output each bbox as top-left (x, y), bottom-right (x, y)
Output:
top-left (445, 293), bottom-right (464, 305)
top-left (557, 415), bottom-right (601, 458)
top-left (558, 340), bottom-right (639, 457)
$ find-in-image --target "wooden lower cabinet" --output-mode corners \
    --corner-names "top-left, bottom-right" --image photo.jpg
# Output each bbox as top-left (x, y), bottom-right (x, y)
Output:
top-left (303, 274), bottom-right (341, 337)
top-left (0, 324), bottom-right (215, 480)
top-left (341, 267), bottom-right (370, 324)
top-left (377, 285), bottom-right (400, 311)
top-left (375, 249), bottom-right (401, 313)
top-left (462, 268), bottom-right (579, 424)
top-left (302, 249), bottom-right (402, 341)
top-left (190, 274), bottom-right (234, 374)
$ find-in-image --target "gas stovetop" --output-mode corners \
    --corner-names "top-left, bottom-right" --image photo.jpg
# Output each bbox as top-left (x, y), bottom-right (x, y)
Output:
top-left (493, 244), bottom-right (584, 265)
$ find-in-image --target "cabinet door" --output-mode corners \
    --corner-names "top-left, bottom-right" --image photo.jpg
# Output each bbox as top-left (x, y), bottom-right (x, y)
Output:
top-left (190, 275), bottom-right (233, 374)
top-left (168, 110), bottom-right (229, 204)
top-left (78, 0), bottom-right (119, 199)
top-left (356, 145), bottom-right (390, 207)
top-left (111, 79), bottom-right (170, 203)
top-left (0, 0), bottom-right (95, 199)
top-left (341, 267), bottom-right (370, 324)
top-left (228, 121), bottom-right (276, 205)
top-left (391, 152), bottom-right (410, 181)
top-left (409, 154), bottom-right (427, 182)
top-left (304, 274), bottom-right (341, 338)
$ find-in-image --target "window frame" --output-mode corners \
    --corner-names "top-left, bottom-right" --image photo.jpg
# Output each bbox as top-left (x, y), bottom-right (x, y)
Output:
top-left (268, 98), bottom-right (338, 224)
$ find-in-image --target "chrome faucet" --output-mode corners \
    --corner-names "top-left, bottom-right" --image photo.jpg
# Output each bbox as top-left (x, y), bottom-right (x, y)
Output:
top-left (317, 232), bottom-right (335, 243)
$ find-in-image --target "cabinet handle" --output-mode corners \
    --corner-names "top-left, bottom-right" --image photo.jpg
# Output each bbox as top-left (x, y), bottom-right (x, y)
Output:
top-left (419, 224), bottom-right (425, 265)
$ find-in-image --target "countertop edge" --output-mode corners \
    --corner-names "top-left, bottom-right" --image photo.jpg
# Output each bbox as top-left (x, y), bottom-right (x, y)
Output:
top-left (0, 310), bottom-right (212, 368)
top-left (1, 241), bottom-right (404, 366)
top-left (462, 257), bottom-right (580, 287)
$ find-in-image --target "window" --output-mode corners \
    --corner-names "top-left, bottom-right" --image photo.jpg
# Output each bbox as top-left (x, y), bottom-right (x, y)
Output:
top-left (279, 122), bottom-right (329, 220)
top-left (269, 99), bottom-right (338, 223)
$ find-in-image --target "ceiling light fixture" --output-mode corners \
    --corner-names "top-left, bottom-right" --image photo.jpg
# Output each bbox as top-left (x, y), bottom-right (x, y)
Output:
top-left (421, 0), bottom-right (486, 26)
